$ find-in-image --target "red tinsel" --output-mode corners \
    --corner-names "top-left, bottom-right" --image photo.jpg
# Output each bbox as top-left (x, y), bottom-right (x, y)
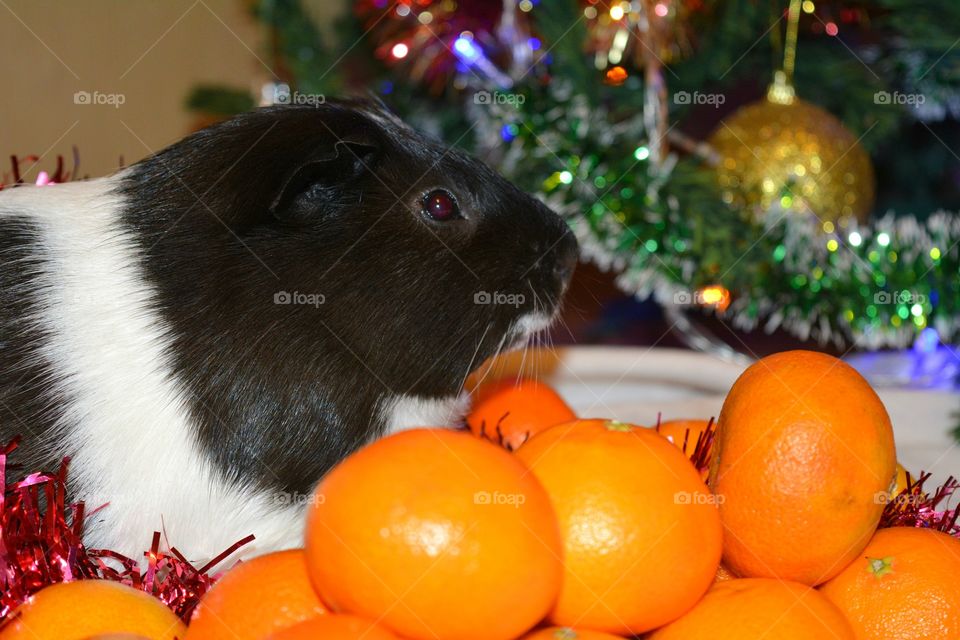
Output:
top-left (0, 150), bottom-right (81, 191)
top-left (0, 438), bottom-right (252, 623)
top-left (654, 414), bottom-right (717, 477)
top-left (879, 470), bottom-right (960, 535)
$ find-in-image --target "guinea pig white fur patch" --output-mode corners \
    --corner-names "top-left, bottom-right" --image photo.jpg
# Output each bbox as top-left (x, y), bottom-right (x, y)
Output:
top-left (0, 177), bottom-right (303, 565)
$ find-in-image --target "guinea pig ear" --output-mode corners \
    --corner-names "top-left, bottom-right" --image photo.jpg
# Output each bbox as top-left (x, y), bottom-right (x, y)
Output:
top-left (269, 140), bottom-right (378, 222)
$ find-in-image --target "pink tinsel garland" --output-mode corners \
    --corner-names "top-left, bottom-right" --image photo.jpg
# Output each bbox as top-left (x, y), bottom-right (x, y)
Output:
top-left (0, 438), bottom-right (251, 623)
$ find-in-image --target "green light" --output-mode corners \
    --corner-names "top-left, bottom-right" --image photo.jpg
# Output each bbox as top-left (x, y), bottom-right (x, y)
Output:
top-left (897, 306), bottom-right (910, 319)
top-left (866, 305), bottom-right (877, 318)
top-left (644, 239), bottom-right (658, 252)
top-left (620, 187), bottom-right (634, 199)
top-left (594, 176), bottom-right (607, 188)
top-left (558, 171), bottom-right (573, 184)
top-left (634, 146), bottom-right (650, 161)
top-left (877, 232), bottom-right (890, 247)
top-left (773, 245), bottom-right (786, 261)
top-left (930, 247), bottom-right (942, 260)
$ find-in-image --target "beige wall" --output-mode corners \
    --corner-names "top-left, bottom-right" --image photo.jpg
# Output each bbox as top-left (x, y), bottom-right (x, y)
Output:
top-left (1, 0), bottom-right (339, 180)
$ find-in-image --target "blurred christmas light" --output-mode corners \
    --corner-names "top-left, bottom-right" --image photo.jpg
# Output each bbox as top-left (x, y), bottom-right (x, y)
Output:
top-left (454, 33), bottom-right (479, 61)
top-left (654, 3), bottom-right (669, 17)
top-left (610, 5), bottom-right (625, 21)
top-left (604, 65), bottom-right (628, 85)
top-left (698, 285), bottom-right (731, 312)
top-left (825, 22), bottom-right (839, 36)
top-left (391, 42), bottom-right (410, 59)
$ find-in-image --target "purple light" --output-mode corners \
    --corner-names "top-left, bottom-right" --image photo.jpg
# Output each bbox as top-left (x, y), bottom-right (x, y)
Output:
top-left (914, 327), bottom-right (940, 355)
top-left (453, 35), bottom-right (481, 62)
top-left (529, 37), bottom-right (541, 51)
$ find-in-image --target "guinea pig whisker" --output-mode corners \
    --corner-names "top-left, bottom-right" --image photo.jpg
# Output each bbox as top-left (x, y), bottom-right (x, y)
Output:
top-left (459, 322), bottom-right (493, 392)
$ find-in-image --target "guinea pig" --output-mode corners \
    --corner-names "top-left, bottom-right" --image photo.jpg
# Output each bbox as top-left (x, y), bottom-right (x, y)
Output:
top-left (0, 98), bottom-right (578, 563)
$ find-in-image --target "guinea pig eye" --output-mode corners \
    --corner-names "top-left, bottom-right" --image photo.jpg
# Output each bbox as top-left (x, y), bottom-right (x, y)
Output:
top-left (422, 189), bottom-right (460, 221)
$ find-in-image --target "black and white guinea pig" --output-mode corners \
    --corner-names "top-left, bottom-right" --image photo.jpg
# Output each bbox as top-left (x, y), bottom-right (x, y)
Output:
top-left (0, 98), bottom-right (577, 562)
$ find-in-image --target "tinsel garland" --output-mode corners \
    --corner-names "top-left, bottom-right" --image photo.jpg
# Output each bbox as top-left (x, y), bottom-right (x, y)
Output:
top-left (473, 86), bottom-right (960, 349)
top-left (0, 438), bottom-right (251, 622)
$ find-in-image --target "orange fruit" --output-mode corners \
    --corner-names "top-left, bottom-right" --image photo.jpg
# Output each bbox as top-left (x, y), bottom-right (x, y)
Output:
top-left (519, 627), bottom-right (627, 639)
top-left (0, 580), bottom-right (185, 640)
top-left (184, 549), bottom-right (327, 640)
top-left (820, 526), bottom-right (960, 639)
top-left (304, 428), bottom-right (562, 640)
top-left (648, 578), bottom-right (854, 639)
top-left (656, 419), bottom-right (711, 455)
top-left (656, 419), bottom-right (714, 480)
top-left (709, 350), bottom-right (896, 585)
top-left (467, 378), bottom-right (576, 450)
top-left (265, 614), bottom-right (400, 640)
top-left (714, 563), bottom-right (738, 582)
top-left (515, 419), bottom-right (722, 634)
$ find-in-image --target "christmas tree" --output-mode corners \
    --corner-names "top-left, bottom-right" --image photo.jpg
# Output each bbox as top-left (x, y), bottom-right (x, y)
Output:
top-left (190, 0), bottom-right (960, 350)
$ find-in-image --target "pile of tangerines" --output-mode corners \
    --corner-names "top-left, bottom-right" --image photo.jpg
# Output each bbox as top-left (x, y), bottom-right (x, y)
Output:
top-left (3, 350), bottom-right (960, 640)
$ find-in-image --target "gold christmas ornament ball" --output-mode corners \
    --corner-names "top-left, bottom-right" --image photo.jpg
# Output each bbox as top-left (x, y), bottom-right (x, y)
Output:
top-left (708, 98), bottom-right (875, 224)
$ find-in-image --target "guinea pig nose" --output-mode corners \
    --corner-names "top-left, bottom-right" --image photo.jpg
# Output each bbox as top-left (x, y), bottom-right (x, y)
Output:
top-left (553, 227), bottom-right (579, 286)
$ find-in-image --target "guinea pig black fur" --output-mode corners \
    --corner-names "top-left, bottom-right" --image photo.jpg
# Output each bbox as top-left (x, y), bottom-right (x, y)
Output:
top-left (0, 98), bottom-right (577, 562)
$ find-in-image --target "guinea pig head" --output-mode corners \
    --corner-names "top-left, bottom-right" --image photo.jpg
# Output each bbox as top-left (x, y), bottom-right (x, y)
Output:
top-left (247, 102), bottom-right (578, 395)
